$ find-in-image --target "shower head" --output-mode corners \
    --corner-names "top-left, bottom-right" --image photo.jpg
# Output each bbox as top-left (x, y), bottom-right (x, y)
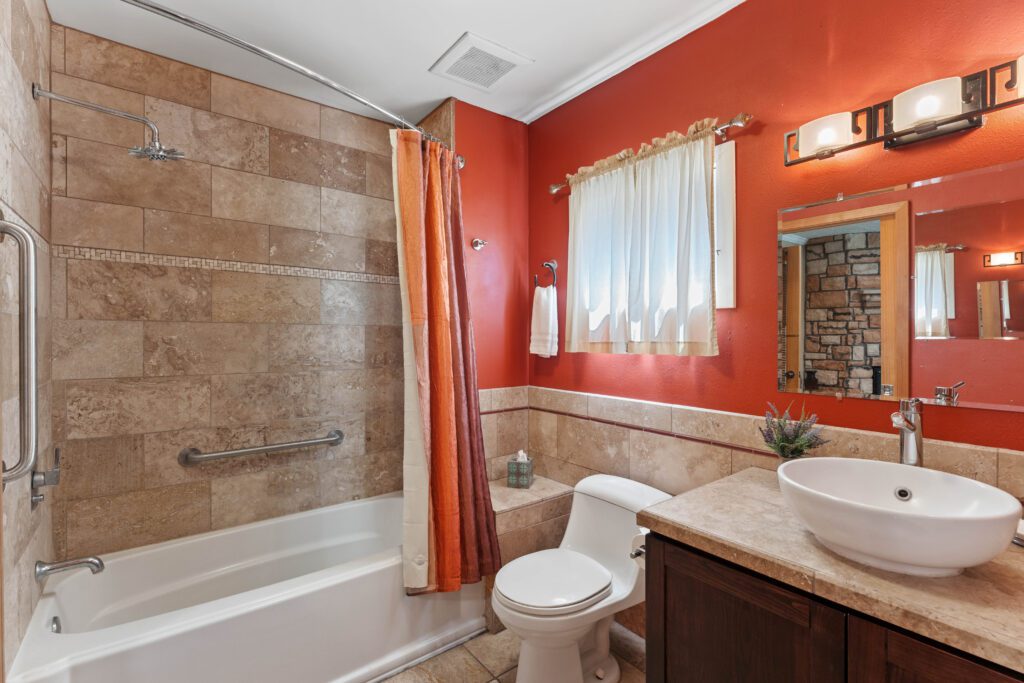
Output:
top-left (129, 142), bottom-right (185, 161)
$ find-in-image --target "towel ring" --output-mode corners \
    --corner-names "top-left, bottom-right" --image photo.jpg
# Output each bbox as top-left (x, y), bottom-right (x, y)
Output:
top-left (534, 260), bottom-right (557, 287)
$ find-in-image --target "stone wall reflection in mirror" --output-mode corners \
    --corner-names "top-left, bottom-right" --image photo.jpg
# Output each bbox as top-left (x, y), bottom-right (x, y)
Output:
top-left (779, 158), bottom-right (1024, 412)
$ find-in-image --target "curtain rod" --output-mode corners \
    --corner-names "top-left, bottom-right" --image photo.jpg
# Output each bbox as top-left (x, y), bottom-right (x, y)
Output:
top-left (547, 113), bottom-right (753, 195)
top-left (118, 0), bottom-right (466, 168)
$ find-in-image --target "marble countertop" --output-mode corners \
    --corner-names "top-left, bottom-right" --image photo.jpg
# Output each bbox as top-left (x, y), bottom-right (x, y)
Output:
top-left (638, 468), bottom-right (1024, 673)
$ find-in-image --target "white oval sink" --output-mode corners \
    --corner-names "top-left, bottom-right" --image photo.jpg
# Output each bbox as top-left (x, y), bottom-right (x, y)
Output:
top-left (778, 457), bottom-right (1022, 577)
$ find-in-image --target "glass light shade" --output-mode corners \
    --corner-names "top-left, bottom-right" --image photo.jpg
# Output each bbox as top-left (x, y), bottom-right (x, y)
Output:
top-left (798, 112), bottom-right (854, 157)
top-left (1018, 56), bottom-right (1024, 99)
top-left (986, 251), bottom-right (1021, 267)
top-left (892, 77), bottom-right (963, 132)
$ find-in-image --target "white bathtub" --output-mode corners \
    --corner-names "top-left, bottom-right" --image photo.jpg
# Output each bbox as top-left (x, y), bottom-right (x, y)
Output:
top-left (9, 493), bottom-right (485, 683)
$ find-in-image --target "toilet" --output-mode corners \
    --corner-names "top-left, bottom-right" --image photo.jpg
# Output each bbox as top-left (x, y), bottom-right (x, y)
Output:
top-left (491, 475), bottom-right (671, 683)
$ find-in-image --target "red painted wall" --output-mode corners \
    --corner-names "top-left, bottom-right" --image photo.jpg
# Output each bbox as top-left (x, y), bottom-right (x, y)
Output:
top-left (526, 0), bottom-right (1024, 449)
top-left (456, 100), bottom-right (531, 389)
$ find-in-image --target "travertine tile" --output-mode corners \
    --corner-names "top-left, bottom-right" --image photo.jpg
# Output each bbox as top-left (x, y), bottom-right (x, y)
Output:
top-left (321, 187), bottom-right (395, 241)
top-left (210, 74), bottom-right (319, 137)
top-left (143, 426), bottom-right (269, 486)
top-left (51, 72), bottom-right (145, 148)
top-left (532, 453), bottom-right (598, 487)
top-left (318, 448), bottom-right (402, 506)
top-left (267, 323), bottom-right (363, 372)
top-left (212, 167), bottom-right (319, 230)
top-left (320, 106), bottom-right (391, 156)
top-left (268, 225), bottom-right (365, 271)
top-left (364, 238), bottom-right (398, 276)
top-left (814, 424), bottom-right (898, 461)
top-left (489, 386), bottom-right (529, 411)
top-left (556, 415), bottom-right (629, 476)
top-left (671, 405), bottom-right (764, 451)
top-left (997, 449), bottom-right (1024, 499)
top-left (66, 137), bottom-right (212, 214)
top-left (64, 29), bottom-right (211, 109)
top-left (528, 386), bottom-right (588, 416)
top-left (482, 413), bottom-right (498, 460)
top-left (730, 449), bottom-right (781, 473)
top-left (921, 439), bottom-right (997, 485)
top-left (321, 280), bottom-right (400, 325)
top-left (65, 376), bottom-right (211, 439)
top-left (53, 319), bottom-right (143, 380)
top-left (320, 367), bottom-right (402, 414)
top-left (52, 196), bottom-right (143, 250)
top-left (498, 514), bottom-right (569, 563)
top-left (364, 408), bottom-right (400, 454)
top-left (143, 321), bottom-right (269, 376)
top-left (67, 260), bottom-right (212, 322)
top-left (408, 645), bottom-right (492, 683)
top-left (51, 134), bottom-right (67, 196)
top-left (210, 372), bottom-right (321, 426)
top-left (51, 24), bottom-right (65, 73)
top-left (495, 409), bottom-right (528, 457)
top-left (211, 461), bottom-right (319, 529)
top-left (144, 209), bottom-right (269, 262)
top-left (364, 326), bottom-right (402, 368)
top-left (628, 429), bottom-right (731, 496)
top-left (212, 271), bottom-right (320, 323)
top-left (364, 153), bottom-right (392, 199)
top-left (463, 628), bottom-right (520, 677)
top-left (64, 481), bottom-right (210, 557)
top-left (268, 129), bottom-right (365, 192)
top-left (146, 97), bottom-right (269, 173)
top-left (60, 434), bottom-right (145, 500)
top-left (488, 478), bottom-right (543, 513)
top-left (51, 256), bottom-right (66, 319)
top-left (528, 409), bottom-right (557, 457)
top-left (589, 394), bottom-right (672, 431)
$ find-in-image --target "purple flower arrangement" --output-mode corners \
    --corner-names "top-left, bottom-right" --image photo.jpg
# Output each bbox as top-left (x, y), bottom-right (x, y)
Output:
top-left (759, 402), bottom-right (828, 459)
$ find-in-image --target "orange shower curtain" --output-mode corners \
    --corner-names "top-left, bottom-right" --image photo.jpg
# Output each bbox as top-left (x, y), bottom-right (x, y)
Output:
top-left (392, 130), bottom-right (500, 594)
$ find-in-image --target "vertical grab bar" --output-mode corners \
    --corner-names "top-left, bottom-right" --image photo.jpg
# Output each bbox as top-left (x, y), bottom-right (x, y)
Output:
top-left (0, 215), bottom-right (37, 485)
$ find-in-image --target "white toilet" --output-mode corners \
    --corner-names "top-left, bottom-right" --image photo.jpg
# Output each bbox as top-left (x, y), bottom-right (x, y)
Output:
top-left (491, 475), bottom-right (670, 683)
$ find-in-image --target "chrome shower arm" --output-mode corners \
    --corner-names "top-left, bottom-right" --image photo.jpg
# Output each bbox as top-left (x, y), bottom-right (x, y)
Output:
top-left (32, 83), bottom-right (162, 145)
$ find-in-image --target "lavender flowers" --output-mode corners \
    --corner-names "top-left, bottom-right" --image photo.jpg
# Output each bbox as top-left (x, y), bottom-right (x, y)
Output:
top-left (759, 402), bottom-right (828, 459)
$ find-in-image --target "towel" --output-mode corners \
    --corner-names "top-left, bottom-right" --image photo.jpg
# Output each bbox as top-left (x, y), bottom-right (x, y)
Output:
top-left (530, 285), bottom-right (558, 357)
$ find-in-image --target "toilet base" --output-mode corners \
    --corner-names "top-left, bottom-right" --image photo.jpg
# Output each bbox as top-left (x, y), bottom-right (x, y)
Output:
top-left (507, 615), bottom-right (619, 683)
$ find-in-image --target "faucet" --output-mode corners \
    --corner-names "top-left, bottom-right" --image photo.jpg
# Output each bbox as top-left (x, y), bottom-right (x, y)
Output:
top-left (35, 556), bottom-right (105, 583)
top-left (891, 398), bottom-right (924, 467)
top-left (934, 380), bottom-right (966, 406)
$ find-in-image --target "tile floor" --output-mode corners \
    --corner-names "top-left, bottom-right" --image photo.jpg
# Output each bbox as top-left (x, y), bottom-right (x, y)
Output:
top-left (383, 628), bottom-right (644, 682)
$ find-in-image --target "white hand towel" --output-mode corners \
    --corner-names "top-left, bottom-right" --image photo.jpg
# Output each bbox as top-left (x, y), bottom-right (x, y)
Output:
top-left (530, 285), bottom-right (558, 358)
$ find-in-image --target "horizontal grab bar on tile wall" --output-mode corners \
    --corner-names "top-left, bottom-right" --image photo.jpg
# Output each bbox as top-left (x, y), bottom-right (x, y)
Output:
top-left (0, 213), bottom-right (38, 485)
top-left (178, 430), bottom-right (344, 466)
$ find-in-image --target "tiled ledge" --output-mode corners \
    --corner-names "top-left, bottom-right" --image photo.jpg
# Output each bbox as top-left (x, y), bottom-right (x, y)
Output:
top-left (489, 476), bottom-right (572, 562)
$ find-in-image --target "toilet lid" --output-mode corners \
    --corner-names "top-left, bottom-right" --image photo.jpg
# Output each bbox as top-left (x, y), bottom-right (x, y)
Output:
top-left (494, 549), bottom-right (612, 616)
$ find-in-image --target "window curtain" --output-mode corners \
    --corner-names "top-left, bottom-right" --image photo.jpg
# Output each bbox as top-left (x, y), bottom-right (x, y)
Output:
top-left (391, 129), bottom-right (500, 594)
top-left (915, 245), bottom-right (950, 338)
top-left (565, 120), bottom-right (718, 355)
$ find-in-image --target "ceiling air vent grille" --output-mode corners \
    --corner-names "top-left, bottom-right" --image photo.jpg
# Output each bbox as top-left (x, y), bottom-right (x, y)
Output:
top-left (429, 32), bottom-right (532, 92)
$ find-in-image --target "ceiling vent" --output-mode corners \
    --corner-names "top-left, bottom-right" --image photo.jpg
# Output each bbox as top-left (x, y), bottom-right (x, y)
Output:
top-left (429, 32), bottom-right (532, 92)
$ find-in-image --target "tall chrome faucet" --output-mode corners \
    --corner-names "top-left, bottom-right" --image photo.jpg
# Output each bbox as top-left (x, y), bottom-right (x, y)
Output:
top-left (35, 556), bottom-right (104, 583)
top-left (891, 398), bottom-right (924, 467)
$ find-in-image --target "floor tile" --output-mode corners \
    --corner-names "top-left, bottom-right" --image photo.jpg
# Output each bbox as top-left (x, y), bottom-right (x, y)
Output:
top-left (463, 628), bottom-right (521, 676)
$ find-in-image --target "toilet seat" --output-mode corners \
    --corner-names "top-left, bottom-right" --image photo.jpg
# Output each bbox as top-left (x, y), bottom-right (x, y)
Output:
top-left (494, 548), bottom-right (612, 616)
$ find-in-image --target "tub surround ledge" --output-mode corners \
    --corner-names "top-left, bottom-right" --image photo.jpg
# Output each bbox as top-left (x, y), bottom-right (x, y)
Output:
top-left (638, 468), bottom-right (1024, 674)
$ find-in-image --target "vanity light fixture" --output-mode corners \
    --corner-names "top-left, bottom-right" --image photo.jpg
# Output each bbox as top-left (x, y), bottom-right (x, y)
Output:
top-left (983, 251), bottom-right (1023, 267)
top-left (784, 55), bottom-right (1023, 165)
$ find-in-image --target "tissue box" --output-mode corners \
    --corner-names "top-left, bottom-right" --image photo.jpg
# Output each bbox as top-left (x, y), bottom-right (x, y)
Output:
top-left (506, 456), bottom-right (534, 489)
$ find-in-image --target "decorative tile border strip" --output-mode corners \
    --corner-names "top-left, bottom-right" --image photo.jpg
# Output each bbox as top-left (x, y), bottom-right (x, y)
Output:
top-left (53, 245), bottom-right (400, 284)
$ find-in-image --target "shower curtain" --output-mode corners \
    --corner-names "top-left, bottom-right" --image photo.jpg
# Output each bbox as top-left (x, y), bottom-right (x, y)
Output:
top-left (391, 129), bottom-right (500, 594)
top-left (915, 245), bottom-right (950, 338)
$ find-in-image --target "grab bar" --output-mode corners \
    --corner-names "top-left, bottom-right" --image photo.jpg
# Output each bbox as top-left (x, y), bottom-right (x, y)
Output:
top-left (0, 214), bottom-right (38, 485)
top-left (178, 430), bottom-right (344, 466)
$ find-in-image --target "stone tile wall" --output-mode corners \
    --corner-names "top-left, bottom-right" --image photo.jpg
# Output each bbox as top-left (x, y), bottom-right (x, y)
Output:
top-left (0, 0), bottom-right (54, 670)
top-left (47, 27), bottom-right (403, 561)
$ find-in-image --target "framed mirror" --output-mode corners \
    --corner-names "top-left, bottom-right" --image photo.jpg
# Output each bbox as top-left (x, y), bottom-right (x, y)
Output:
top-left (778, 159), bottom-right (1024, 412)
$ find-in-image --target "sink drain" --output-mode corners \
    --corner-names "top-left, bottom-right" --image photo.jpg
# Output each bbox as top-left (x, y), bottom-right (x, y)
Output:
top-left (894, 486), bottom-right (913, 502)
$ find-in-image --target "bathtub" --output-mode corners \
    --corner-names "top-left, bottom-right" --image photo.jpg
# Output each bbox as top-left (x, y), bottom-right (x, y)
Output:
top-left (9, 493), bottom-right (485, 683)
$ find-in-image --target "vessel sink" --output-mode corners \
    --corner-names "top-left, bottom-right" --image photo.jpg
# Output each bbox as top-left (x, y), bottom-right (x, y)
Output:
top-left (777, 457), bottom-right (1022, 577)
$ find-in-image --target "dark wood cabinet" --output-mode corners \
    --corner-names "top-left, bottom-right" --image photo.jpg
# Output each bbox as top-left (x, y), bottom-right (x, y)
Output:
top-left (646, 534), bottom-right (1024, 683)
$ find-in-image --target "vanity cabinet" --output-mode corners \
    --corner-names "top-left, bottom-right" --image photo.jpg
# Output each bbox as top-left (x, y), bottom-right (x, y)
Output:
top-left (646, 535), bottom-right (1024, 683)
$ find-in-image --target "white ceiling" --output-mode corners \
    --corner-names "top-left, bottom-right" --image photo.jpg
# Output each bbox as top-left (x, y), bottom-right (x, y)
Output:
top-left (46, 0), bottom-right (744, 125)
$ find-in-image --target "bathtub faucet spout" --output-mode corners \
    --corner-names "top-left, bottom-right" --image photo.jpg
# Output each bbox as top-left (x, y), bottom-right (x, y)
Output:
top-left (35, 556), bottom-right (105, 583)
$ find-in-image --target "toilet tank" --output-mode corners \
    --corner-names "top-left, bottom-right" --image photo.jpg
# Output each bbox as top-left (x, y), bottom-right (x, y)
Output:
top-left (560, 475), bottom-right (671, 576)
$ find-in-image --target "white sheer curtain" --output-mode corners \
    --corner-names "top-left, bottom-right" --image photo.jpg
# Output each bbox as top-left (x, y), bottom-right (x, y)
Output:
top-left (565, 123), bottom-right (718, 355)
top-left (915, 245), bottom-right (950, 337)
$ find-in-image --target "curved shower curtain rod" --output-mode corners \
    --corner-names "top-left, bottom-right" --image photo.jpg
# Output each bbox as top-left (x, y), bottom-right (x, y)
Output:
top-left (118, 0), bottom-right (466, 168)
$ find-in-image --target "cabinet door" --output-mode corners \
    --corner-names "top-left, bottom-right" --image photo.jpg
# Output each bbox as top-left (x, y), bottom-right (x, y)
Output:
top-left (647, 536), bottom-right (845, 683)
top-left (849, 616), bottom-right (1024, 683)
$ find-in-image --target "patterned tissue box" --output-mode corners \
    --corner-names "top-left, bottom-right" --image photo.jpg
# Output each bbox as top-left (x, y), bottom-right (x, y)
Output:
top-left (506, 456), bottom-right (534, 489)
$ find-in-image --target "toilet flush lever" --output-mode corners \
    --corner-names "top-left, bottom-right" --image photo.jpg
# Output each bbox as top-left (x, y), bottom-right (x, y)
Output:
top-left (629, 545), bottom-right (646, 559)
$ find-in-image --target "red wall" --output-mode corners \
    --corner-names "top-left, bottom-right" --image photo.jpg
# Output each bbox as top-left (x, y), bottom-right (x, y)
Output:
top-left (456, 100), bottom-right (531, 389)
top-left (526, 0), bottom-right (1024, 449)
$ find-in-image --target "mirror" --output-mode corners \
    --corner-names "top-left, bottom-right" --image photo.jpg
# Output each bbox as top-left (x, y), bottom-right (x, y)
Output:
top-left (778, 158), bottom-right (1024, 412)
